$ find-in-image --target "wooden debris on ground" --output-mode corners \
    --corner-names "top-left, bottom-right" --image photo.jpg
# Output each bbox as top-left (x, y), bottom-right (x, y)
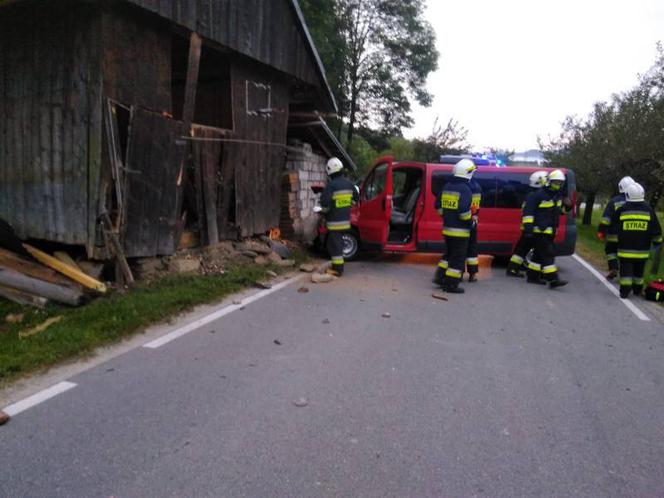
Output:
top-left (19, 316), bottom-right (63, 339)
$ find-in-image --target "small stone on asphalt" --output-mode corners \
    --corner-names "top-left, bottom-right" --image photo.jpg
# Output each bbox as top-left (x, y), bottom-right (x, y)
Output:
top-left (382, 312), bottom-right (391, 318)
top-left (322, 318), bottom-right (330, 324)
top-left (293, 398), bottom-right (308, 407)
top-left (0, 411), bottom-right (9, 425)
top-left (297, 287), bottom-right (309, 293)
top-left (432, 292), bottom-right (448, 301)
top-left (274, 339), bottom-right (282, 345)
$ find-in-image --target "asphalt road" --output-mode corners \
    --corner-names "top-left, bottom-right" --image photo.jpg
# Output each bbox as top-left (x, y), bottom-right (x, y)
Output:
top-left (1, 255), bottom-right (664, 498)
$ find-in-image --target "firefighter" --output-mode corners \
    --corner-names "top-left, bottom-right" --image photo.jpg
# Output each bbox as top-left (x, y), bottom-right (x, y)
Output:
top-left (319, 157), bottom-right (359, 276)
top-left (506, 170), bottom-right (548, 277)
top-left (466, 175), bottom-right (482, 282)
top-left (597, 176), bottom-right (635, 280)
top-left (611, 182), bottom-right (663, 299)
top-left (433, 159), bottom-right (476, 294)
top-left (521, 169), bottom-right (570, 288)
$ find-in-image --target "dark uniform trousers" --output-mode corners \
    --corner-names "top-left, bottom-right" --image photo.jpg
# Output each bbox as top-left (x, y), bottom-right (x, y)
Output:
top-left (438, 238), bottom-right (469, 289)
top-left (508, 233), bottom-right (536, 274)
top-left (619, 259), bottom-right (646, 296)
top-left (466, 223), bottom-right (479, 275)
top-left (326, 231), bottom-right (346, 275)
top-left (605, 238), bottom-right (619, 272)
top-left (527, 234), bottom-right (559, 281)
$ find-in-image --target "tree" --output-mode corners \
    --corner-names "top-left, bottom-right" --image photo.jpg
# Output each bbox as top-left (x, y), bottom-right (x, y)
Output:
top-left (412, 117), bottom-right (470, 162)
top-left (341, 0), bottom-right (438, 146)
top-left (300, 0), bottom-right (439, 146)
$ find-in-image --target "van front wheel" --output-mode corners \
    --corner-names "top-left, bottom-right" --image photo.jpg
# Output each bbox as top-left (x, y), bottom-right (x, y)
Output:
top-left (341, 230), bottom-right (360, 261)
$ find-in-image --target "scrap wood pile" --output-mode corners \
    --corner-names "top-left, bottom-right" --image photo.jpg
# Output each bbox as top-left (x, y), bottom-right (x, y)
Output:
top-left (0, 219), bottom-right (106, 308)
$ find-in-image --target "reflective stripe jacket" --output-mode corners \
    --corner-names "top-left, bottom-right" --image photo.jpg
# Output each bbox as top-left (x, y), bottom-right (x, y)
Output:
top-left (320, 173), bottom-right (359, 231)
top-left (435, 177), bottom-right (473, 238)
top-left (520, 187), bottom-right (541, 232)
top-left (522, 187), bottom-right (562, 236)
top-left (469, 178), bottom-right (482, 223)
top-left (610, 201), bottom-right (663, 259)
top-left (598, 193), bottom-right (626, 240)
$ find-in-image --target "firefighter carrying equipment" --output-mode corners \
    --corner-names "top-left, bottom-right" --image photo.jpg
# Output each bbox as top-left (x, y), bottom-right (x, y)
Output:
top-left (320, 170), bottom-right (359, 274)
top-left (610, 193), bottom-right (663, 299)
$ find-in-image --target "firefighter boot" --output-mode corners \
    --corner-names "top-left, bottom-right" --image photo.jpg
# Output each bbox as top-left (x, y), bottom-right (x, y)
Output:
top-left (549, 279), bottom-right (568, 289)
top-left (605, 270), bottom-right (618, 281)
top-left (432, 266), bottom-right (444, 286)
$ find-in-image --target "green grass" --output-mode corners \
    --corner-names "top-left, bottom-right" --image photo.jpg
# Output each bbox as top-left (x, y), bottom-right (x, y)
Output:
top-left (0, 260), bottom-right (305, 386)
top-left (575, 208), bottom-right (664, 283)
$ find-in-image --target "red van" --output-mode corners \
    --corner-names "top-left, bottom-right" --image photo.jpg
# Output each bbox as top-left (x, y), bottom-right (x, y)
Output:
top-left (320, 156), bottom-right (577, 260)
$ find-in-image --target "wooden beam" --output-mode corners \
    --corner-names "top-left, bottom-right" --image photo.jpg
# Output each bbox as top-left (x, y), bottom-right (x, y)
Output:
top-left (0, 284), bottom-right (49, 309)
top-left (23, 244), bottom-right (107, 293)
top-left (0, 268), bottom-right (83, 306)
top-left (182, 32), bottom-right (202, 126)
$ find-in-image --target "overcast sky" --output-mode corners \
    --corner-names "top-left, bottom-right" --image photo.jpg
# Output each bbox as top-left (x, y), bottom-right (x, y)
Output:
top-left (405, 0), bottom-right (664, 152)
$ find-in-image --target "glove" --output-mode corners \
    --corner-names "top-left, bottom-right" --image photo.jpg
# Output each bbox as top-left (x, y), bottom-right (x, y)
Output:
top-left (596, 232), bottom-right (606, 242)
top-left (562, 197), bottom-right (573, 210)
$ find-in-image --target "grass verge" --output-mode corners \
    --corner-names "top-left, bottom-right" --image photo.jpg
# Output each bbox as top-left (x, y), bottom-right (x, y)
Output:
top-left (0, 259), bottom-right (306, 387)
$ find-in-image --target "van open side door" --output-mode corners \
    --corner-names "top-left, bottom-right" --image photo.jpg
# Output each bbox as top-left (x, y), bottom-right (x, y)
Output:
top-left (357, 157), bottom-right (393, 249)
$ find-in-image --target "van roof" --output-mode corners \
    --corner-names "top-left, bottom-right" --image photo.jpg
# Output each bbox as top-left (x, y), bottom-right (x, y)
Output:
top-left (392, 161), bottom-right (571, 174)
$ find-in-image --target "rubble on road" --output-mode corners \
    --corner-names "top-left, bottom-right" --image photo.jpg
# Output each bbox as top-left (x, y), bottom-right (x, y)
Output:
top-left (299, 263), bottom-right (316, 273)
top-left (0, 411), bottom-right (10, 426)
top-left (311, 273), bottom-right (336, 284)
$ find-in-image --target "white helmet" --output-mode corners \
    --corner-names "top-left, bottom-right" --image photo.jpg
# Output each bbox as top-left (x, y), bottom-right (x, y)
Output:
top-left (529, 171), bottom-right (548, 188)
top-left (453, 159), bottom-right (476, 179)
top-left (618, 176), bottom-right (635, 193)
top-left (326, 157), bottom-right (343, 176)
top-left (548, 169), bottom-right (566, 183)
top-left (625, 182), bottom-right (645, 202)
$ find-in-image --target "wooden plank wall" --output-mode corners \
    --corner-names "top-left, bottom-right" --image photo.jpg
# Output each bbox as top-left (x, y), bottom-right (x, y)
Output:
top-left (0, 3), bottom-right (97, 246)
top-left (101, 7), bottom-right (172, 113)
top-left (123, 109), bottom-right (188, 257)
top-left (227, 61), bottom-right (290, 236)
top-left (126, 0), bottom-right (321, 90)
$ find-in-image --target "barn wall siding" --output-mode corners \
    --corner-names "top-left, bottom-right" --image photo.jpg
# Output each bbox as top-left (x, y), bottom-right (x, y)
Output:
top-left (227, 61), bottom-right (290, 236)
top-left (126, 0), bottom-right (320, 90)
top-left (0, 4), bottom-right (97, 246)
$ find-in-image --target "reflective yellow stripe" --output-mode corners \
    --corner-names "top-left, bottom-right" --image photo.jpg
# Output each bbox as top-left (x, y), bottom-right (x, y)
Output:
top-left (600, 217), bottom-right (611, 225)
top-left (522, 216), bottom-right (534, 224)
top-left (326, 222), bottom-right (351, 231)
top-left (459, 211), bottom-right (472, 221)
top-left (332, 193), bottom-right (353, 208)
top-left (445, 268), bottom-right (462, 278)
top-left (438, 260), bottom-right (448, 269)
top-left (510, 255), bottom-right (524, 265)
top-left (606, 235), bottom-right (618, 242)
top-left (618, 251), bottom-right (650, 259)
top-left (620, 214), bottom-right (651, 221)
top-left (466, 257), bottom-right (479, 265)
top-left (542, 265), bottom-right (557, 274)
top-left (619, 278), bottom-right (633, 285)
top-left (534, 227), bottom-right (554, 234)
top-left (539, 201), bottom-right (555, 208)
top-left (331, 257), bottom-right (344, 265)
top-left (443, 228), bottom-right (471, 238)
top-left (528, 262), bottom-right (541, 272)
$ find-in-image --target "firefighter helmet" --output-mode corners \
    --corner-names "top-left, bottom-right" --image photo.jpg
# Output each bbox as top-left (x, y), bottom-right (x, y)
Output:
top-left (547, 169), bottom-right (566, 191)
top-left (453, 159), bottom-right (476, 179)
top-left (529, 171), bottom-right (548, 188)
top-left (326, 157), bottom-right (343, 176)
top-left (625, 182), bottom-right (645, 202)
top-left (618, 176), bottom-right (635, 193)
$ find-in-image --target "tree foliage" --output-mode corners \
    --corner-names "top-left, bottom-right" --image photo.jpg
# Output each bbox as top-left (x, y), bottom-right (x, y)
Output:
top-left (300, 0), bottom-right (438, 146)
top-left (542, 43), bottom-right (664, 221)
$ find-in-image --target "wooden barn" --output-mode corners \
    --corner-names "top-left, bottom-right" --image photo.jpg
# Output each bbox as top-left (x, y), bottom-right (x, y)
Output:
top-left (0, 0), bottom-right (349, 259)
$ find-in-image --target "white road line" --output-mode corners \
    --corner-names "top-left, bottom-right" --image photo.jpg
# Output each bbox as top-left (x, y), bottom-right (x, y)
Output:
top-left (572, 254), bottom-right (650, 322)
top-left (143, 275), bottom-right (304, 349)
top-left (2, 381), bottom-right (77, 417)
